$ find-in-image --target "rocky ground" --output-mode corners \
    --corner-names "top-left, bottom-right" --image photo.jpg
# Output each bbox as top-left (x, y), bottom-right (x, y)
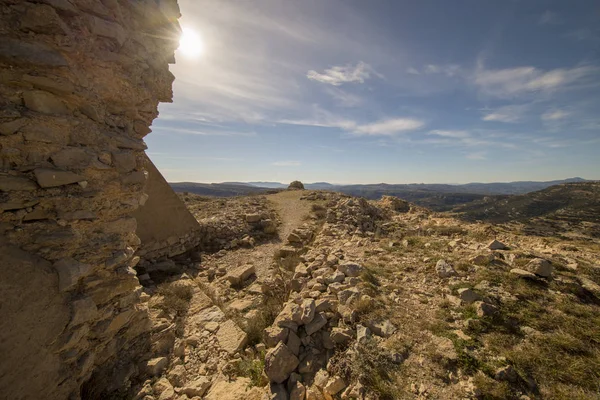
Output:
top-left (129, 190), bottom-right (600, 400)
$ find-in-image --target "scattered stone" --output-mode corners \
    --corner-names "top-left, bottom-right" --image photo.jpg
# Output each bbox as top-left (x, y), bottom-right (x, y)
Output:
top-left (471, 253), bottom-right (494, 266)
top-left (264, 342), bottom-right (300, 384)
top-left (146, 357), bottom-right (168, 376)
top-left (510, 268), bottom-right (537, 279)
top-left (356, 324), bottom-right (371, 344)
top-left (457, 288), bottom-right (481, 304)
top-left (181, 376), bottom-right (211, 397)
top-left (579, 276), bottom-right (600, 297)
top-left (331, 327), bottom-right (353, 345)
top-left (525, 258), bottom-right (553, 278)
top-left (264, 325), bottom-right (289, 348)
top-left (435, 259), bottom-right (456, 278)
top-left (474, 301), bottom-right (497, 317)
top-left (367, 319), bottom-right (396, 338)
top-left (245, 213), bottom-right (261, 223)
top-left (225, 264), bottom-right (256, 286)
top-left (324, 376), bottom-right (347, 396)
top-left (305, 313), bottom-right (327, 335)
top-left (495, 365), bottom-right (518, 382)
top-left (289, 381), bottom-right (306, 400)
top-left (488, 240), bottom-right (507, 250)
top-left (337, 262), bottom-right (363, 277)
top-left (216, 319), bottom-right (248, 354)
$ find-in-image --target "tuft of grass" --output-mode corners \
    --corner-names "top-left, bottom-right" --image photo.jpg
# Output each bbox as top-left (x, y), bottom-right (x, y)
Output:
top-left (361, 267), bottom-right (381, 287)
top-left (244, 298), bottom-right (282, 346)
top-left (236, 351), bottom-right (267, 387)
top-left (155, 282), bottom-right (194, 315)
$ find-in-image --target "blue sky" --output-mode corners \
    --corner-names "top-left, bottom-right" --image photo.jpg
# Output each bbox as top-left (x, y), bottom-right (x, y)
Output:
top-left (148, 0), bottom-right (600, 184)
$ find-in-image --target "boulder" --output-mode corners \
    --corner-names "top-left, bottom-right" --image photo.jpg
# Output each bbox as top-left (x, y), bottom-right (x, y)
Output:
top-left (435, 259), bottom-right (456, 278)
top-left (146, 357), bottom-right (168, 376)
top-left (289, 381), bottom-right (306, 400)
top-left (337, 262), bottom-right (363, 277)
top-left (471, 253), bottom-right (494, 266)
top-left (181, 376), bottom-right (211, 397)
top-left (216, 319), bottom-right (248, 354)
top-left (457, 288), bottom-right (481, 304)
top-left (331, 327), bottom-right (353, 345)
top-left (245, 213), bottom-right (261, 223)
top-left (510, 268), bottom-right (537, 279)
top-left (304, 313), bottom-right (327, 335)
top-left (225, 264), bottom-right (256, 286)
top-left (296, 299), bottom-right (316, 325)
top-left (488, 240), bottom-right (507, 250)
top-left (264, 342), bottom-right (300, 383)
top-left (324, 376), bottom-right (347, 396)
top-left (264, 325), bottom-right (289, 348)
top-left (525, 258), bottom-right (553, 278)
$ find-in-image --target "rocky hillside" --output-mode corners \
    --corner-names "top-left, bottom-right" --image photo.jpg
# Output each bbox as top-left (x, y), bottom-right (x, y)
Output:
top-left (122, 189), bottom-right (600, 400)
top-left (454, 182), bottom-right (600, 238)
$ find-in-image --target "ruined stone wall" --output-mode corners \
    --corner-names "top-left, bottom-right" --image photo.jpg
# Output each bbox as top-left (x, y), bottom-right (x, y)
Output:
top-left (0, 1), bottom-right (180, 398)
top-left (132, 154), bottom-right (202, 261)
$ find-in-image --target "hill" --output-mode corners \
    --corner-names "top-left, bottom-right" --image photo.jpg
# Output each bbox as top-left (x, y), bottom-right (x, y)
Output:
top-left (454, 181), bottom-right (600, 237)
top-left (170, 182), bottom-right (276, 197)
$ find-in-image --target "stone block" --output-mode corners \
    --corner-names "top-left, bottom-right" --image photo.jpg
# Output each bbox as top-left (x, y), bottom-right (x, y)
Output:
top-left (34, 168), bottom-right (85, 188)
top-left (264, 342), bottom-right (299, 384)
top-left (216, 319), bottom-right (248, 354)
top-left (23, 91), bottom-right (69, 115)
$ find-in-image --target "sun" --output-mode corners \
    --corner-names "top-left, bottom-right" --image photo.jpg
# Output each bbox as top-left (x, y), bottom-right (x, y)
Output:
top-left (178, 27), bottom-right (204, 58)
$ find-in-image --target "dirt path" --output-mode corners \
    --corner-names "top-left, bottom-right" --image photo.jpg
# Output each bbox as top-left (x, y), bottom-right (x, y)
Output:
top-left (198, 190), bottom-right (312, 283)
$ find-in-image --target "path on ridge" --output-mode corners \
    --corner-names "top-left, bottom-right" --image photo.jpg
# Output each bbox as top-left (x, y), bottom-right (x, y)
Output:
top-left (201, 190), bottom-right (312, 282)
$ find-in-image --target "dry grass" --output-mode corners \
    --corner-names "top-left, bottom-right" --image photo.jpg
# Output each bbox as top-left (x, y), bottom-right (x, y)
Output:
top-left (155, 282), bottom-right (194, 315)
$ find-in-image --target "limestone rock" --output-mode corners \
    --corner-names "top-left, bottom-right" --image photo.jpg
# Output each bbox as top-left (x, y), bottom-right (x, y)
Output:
top-left (20, 4), bottom-right (69, 34)
top-left (0, 175), bottom-right (38, 191)
top-left (181, 376), bottom-right (211, 397)
top-left (337, 262), bottom-right (363, 277)
top-left (525, 258), bottom-right (553, 278)
top-left (269, 383), bottom-right (288, 400)
top-left (0, 38), bottom-right (68, 67)
top-left (324, 376), bottom-right (346, 396)
top-left (579, 276), bottom-right (600, 297)
top-left (435, 259), bottom-right (456, 278)
top-left (331, 327), bottom-right (353, 345)
top-left (488, 240), bottom-right (507, 250)
top-left (305, 313), bottom-right (327, 335)
top-left (367, 319), bottom-right (396, 338)
top-left (146, 357), bottom-right (168, 376)
top-left (51, 148), bottom-right (93, 168)
top-left (53, 258), bottom-right (93, 292)
top-left (471, 253), bottom-right (494, 266)
top-left (87, 15), bottom-right (126, 45)
top-left (205, 378), bottom-right (261, 400)
top-left (474, 301), bottom-right (497, 317)
top-left (356, 324), bottom-right (371, 344)
top-left (216, 319), bottom-right (248, 354)
top-left (289, 381), bottom-right (306, 400)
top-left (34, 168), bottom-right (85, 188)
top-left (23, 91), bottom-right (69, 115)
top-left (245, 213), bottom-right (261, 223)
top-left (510, 268), bottom-right (537, 279)
top-left (457, 288), bottom-right (481, 304)
top-left (264, 342), bottom-right (300, 384)
top-left (264, 325), bottom-right (289, 348)
top-left (225, 264), bottom-right (256, 286)
top-left (167, 364), bottom-right (187, 387)
top-left (296, 298), bottom-right (316, 325)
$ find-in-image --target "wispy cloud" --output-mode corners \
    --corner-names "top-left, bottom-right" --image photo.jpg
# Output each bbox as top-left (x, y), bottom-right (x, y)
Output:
top-left (152, 126), bottom-right (258, 137)
top-left (539, 11), bottom-right (562, 25)
top-left (307, 61), bottom-right (381, 86)
top-left (272, 160), bottom-right (301, 166)
top-left (566, 28), bottom-right (600, 42)
top-left (482, 104), bottom-right (530, 123)
top-left (324, 87), bottom-right (363, 107)
top-left (428, 129), bottom-right (470, 138)
top-left (408, 64), bottom-right (462, 77)
top-left (466, 152), bottom-right (487, 160)
top-left (474, 63), bottom-right (599, 98)
top-left (351, 118), bottom-right (425, 136)
top-left (407, 67), bottom-right (420, 75)
top-left (541, 109), bottom-right (570, 121)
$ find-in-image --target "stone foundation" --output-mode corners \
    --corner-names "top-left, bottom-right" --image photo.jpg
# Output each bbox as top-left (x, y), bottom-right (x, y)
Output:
top-left (0, 1), bottom-right (180, 398)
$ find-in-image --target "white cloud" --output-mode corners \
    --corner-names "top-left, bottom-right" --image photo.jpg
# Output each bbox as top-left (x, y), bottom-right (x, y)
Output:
top-left (272, 161), bottom-right (301, 166)
top-left (541, 109), bottom-right (570, 121)
top-left (278, 112), bottom-right (424, 137)
top-left (428, 130), bottom-right (470, 138)
top-left (325, 87), bottom-right (363, 107)
top-left (152, 126), bottom-right (257, 136)
top-left (407, 67), bottom-right (420, 75)
top-left (351, 118), bottom-right (425, 136)
top-left (307, 61), bottom-right (380, 86)
top-left (482, 104), bottom-right (530, 123)
top-left (466, 152), bottom-right (487, 160)
top-left (539, 11), bottom-right (562, 25)
top-left (474, 64), bottom-right (599, 98)
top-left (424, 64), bottom-right (461, 77)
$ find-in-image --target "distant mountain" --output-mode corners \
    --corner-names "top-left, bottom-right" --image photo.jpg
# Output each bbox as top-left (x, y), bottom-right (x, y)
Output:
top-left (170, 182), bottom-right (275, 197)
top-left (246, 182), bottom-right (288, 189)
top-left (169, 178), bottom-right (591, 211)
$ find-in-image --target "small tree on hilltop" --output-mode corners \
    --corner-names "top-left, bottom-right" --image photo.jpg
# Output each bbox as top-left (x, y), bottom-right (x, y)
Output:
top-left (288, 180), bottom-right (305, 190)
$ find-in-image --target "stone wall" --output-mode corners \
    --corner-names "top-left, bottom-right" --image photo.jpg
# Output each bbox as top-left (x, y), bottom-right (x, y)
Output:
top-left (132, 154), bottom-right (202, 261)
top-left (0, 1), bottom-right (180, 399)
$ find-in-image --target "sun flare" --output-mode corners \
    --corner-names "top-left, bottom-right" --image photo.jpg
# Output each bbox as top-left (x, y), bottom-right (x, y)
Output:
top-left (178, 27), bottom-right (204, 58)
